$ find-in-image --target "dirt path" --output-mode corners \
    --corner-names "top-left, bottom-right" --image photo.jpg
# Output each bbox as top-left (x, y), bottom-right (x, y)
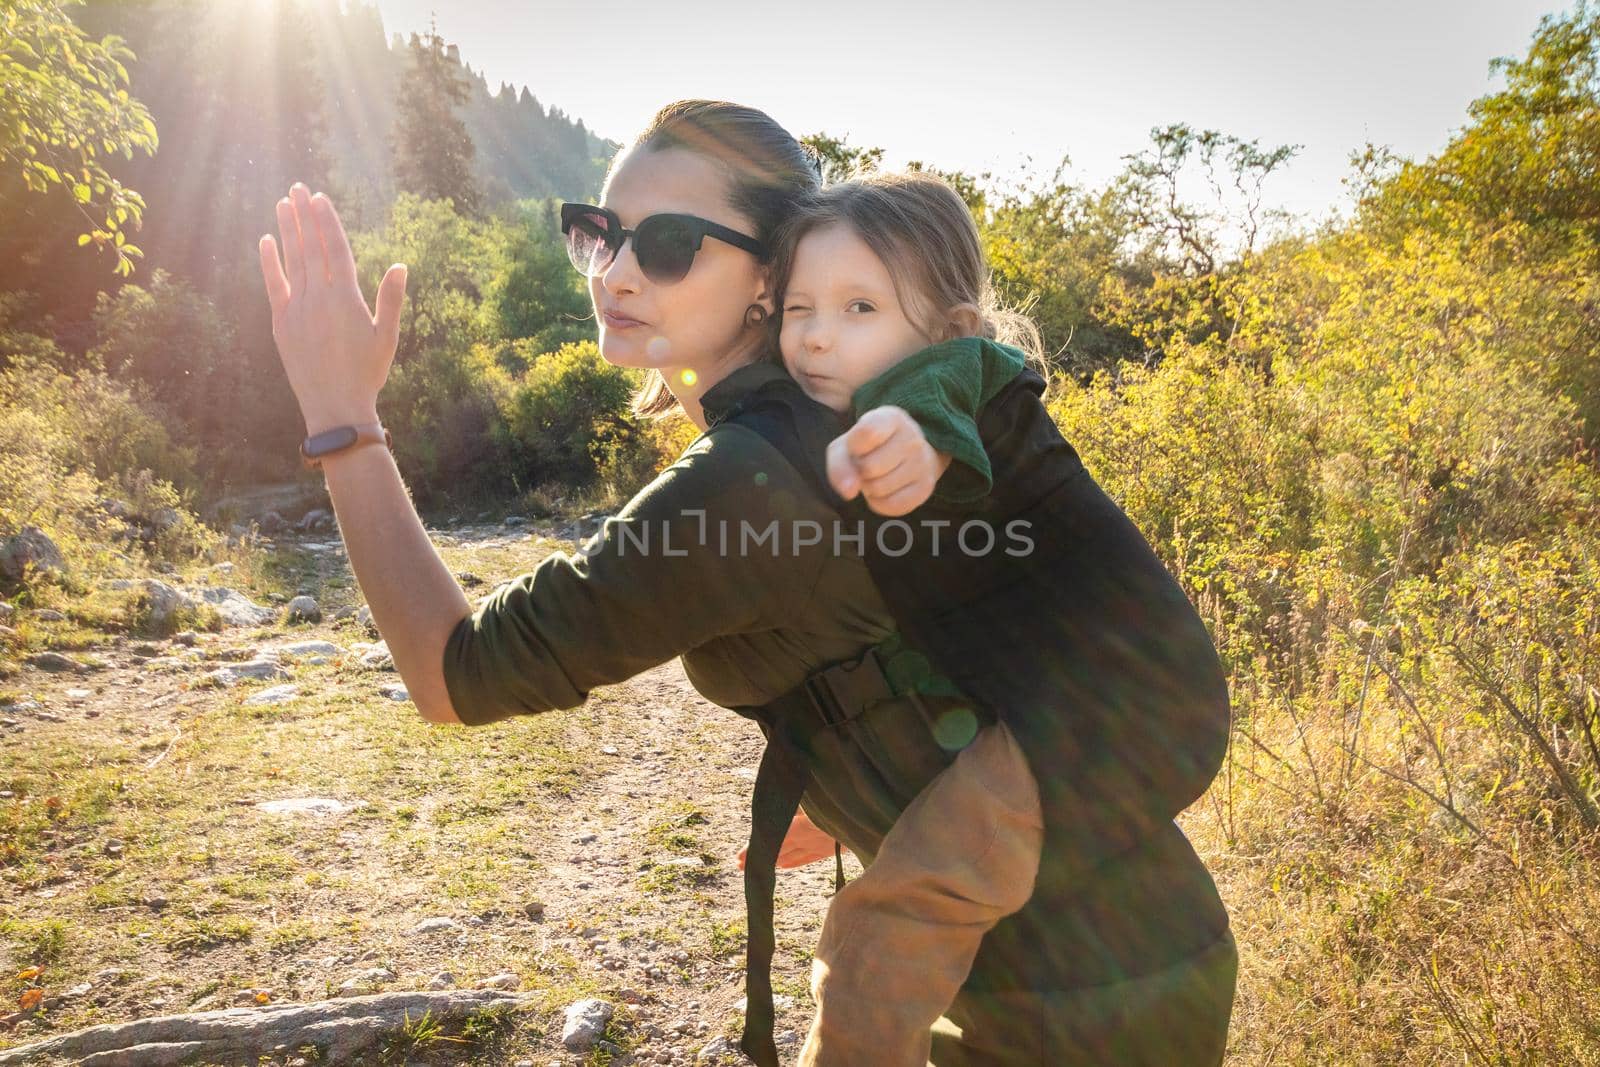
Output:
top-left (0, 519), bottom-right (853, 1065)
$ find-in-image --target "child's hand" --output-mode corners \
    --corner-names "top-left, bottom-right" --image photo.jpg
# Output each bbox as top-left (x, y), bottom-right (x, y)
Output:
top-left (737, 811), bottom-right (846, 871)
top-left (826, 405), bottom-right (954, 517)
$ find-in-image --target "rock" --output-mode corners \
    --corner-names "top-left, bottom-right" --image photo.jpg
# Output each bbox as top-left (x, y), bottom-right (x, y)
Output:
top-left (0, 624), bottom-right (18, 643)
top-left (102, 579), bottom-right (138, 590)
top-left (153, 560), bottom-right (177, 575)
top-left (408, 917), bottom-right (462, 936)
top-left (697, 1036), bottom-right (732, 1061)
top-left (522, 901), bottom-right (546, 921)
top-left (0, 991), bottom-right (531, 1062)
top-left (297, 508), bottom-right (333, 532)
top-left (243, 684), bottom-right (299, 706)
top-left (0, 601), bottom-right (11, 622)
top-left (255, 797), bottom-right (364, 816)
top-left (561, 997), bottom-right (615, 1051)
top-left (140, 579), bottom-right (193, 631)
top-left (65, 689), bottom-right (92, 702)
top-left (233, 988), bottom-right (273, 1006)
top-left (260, 510), bottom-right (287, 534)
top-left (504, 516), bottom-right (526, 526)
top-left (354, 641), bottom-right (393, 671)
top-left (191, 587), bottom-right (275, 627)
top-left (355, 605), bottom-right (375, 634)
top-left (478, 973), bottom-right (519, 991)
top-left (0, 526), bottom-right (65, 583)
top-left (150, 507), bottom-right (180, 533)
top-left (285, 595), bottom-right (321, 624)
top-left (211, 561), bottom-right (235, 575)
top-left (206, 659), bottom-right (290, 687)
top-left (379, 683), bottom-right (409, 702)
top-left (26, 651), bottom-right (81, 673)
top-left (272, 640), bottom-right (338, 657)
top-left (331, 605), bottom-right (357, 621)
top-left (425, 972), bottom-right (456, 990)
top-left (172, 630), bottom-right (199, 646)
top-left (34, 608), bottom-right (66, 622)
top-left (456, 571), bottom-right (484, 587)
top-left (596, 1040), bottom-right (633, 1064)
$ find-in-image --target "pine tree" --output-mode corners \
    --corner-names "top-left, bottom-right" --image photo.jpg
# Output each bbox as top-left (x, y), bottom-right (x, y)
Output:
top-left (391, 19), bottom-right (481, 216)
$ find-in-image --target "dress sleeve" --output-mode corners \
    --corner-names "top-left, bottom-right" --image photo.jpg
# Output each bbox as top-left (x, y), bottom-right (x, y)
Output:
top-left (440, 424), bottom-right (830, 725)
top-left (849, 338), bottom-right (1026, 506)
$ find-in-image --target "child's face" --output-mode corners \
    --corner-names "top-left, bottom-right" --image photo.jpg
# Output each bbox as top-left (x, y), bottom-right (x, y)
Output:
top-left (778, 224), bottom-right (935, 414)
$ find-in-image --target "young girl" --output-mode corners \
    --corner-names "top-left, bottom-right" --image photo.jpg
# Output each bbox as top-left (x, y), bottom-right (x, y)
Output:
top-left (745, 172), bottom-right (1238, 1066)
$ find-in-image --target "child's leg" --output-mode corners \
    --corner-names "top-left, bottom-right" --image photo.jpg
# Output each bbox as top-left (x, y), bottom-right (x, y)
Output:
top-left (797, 719), bottom-right (1044, 1067)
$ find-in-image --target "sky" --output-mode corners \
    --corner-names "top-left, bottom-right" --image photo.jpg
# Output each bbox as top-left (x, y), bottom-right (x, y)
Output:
top-left (371, 0), bottom-right (1564, 228)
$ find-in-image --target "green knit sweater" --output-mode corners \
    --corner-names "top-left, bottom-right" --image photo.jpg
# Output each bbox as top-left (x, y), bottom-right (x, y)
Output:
top-left (849, 336), bottom-right (1027, 506)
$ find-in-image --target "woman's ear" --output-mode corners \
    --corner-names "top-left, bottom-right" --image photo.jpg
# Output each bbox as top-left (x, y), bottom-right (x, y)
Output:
top-left (942, 302), bottom-right (983, 341)
top-left (752, 267), bottom-right (777, 321)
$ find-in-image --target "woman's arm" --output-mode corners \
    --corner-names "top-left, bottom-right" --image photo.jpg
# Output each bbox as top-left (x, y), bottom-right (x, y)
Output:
top-left (317, 444), bottom-right (471, 724)
top-left (258, 183), bottom-right (470, 723)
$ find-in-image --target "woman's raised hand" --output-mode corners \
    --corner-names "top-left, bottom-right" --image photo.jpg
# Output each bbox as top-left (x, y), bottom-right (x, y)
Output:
top-left (258, 183), bottom-right (408, 434)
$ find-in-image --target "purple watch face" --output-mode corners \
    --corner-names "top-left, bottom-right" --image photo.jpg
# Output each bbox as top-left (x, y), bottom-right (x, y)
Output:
top-left (305, 425), bottom-right (359, 455)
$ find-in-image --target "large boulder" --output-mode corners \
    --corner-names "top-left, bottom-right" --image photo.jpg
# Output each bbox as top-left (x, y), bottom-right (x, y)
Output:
top-left (0, 526), bottom-right (65, 583)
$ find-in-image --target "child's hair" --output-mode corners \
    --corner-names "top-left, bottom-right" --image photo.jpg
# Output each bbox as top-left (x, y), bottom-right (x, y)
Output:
top-left (768, 171), bottom-right (1047, 371)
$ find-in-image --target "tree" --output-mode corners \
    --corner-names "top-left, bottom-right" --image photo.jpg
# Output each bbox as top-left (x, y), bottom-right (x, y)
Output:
top-left (802, 133), bottom-right (884, 184)
top-left (0, 0), bottom-right (157, 275)
top-left (1114, 123), bottom-right (1299, 276)
top-left (391, 19), bottom-right (481, 216)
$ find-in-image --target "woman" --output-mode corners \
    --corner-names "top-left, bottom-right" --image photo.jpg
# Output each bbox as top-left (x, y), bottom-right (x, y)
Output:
top-left (258, 100), bottom-right (1236, 1065)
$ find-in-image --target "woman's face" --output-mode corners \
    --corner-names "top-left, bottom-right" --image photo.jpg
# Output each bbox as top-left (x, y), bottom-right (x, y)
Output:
top-left (591, 146), bottom-right (771, 378)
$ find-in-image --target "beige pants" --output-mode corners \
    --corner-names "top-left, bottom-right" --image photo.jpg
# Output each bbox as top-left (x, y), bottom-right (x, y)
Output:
top-left (798, 720), bottom-right (1045, 1067)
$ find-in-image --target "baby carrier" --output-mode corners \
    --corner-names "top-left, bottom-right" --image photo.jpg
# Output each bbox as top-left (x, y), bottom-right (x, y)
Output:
top-left (709, 365), bottom-right (1232, 1066)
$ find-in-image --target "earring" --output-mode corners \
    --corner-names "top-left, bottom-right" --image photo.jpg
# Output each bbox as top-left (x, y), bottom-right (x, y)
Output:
top-left (745, 303), bottom-right (769, 327)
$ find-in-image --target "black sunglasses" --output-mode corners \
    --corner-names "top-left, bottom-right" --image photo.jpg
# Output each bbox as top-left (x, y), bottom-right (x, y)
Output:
top-left (560, 202), bottom-right (766, 285)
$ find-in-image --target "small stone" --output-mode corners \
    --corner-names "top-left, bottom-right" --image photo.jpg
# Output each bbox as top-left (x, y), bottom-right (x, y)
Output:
top-left (34, 608), bottom-right (66, 621)
top-left (408, 917), bottom-right (462, 935)
top-left (479, 972), bottom-right (520, 990)
top-left (0, 601), bottom-right (11, 622)
top-left (285, 595), bottom-right (321, 624)
top-left (522, 901), bottom-right (547, 921)
top-left (233, 987), bottom-right (273, 1006)
top-left (601, 745), bottom-right (620, 756)
top-left (256, 797), bottom-right (364, 816)
top-left (191, 586), bottom-right (275, 627)
top-left (206, 659), bottom-right (290, 687)
top-left (273, 640), bottom-right (339, 657)
top-left (562, 997), bottom-right (615, 1051)
top-left (379, 683), bottom-right (410, 702)
top-left (425, 972), bottom-right (456, 990)
top-left (172, 630), bottom-right (198, 646)
top-left (696, 1036), bottom-right (732, 1061)
top-left (0, 526), bottom-right (65, 583)
top-left (244, 684), bottom-right (299, 706)
top-left (139, 579), bottom-right (193, 631)
top-left (144, 895), bottom-right (168, 911)
top-left (65, 688), bottom-right (92, 702)
top-left (103, 839), bottom-right (125, 856)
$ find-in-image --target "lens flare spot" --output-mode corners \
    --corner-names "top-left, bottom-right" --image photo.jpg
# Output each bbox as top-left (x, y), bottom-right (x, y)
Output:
top-left (677, 367), bottom-right (697, 386)
top-left (932, 707), bottom-right (980, 751)
top-left (753, 471), bottom-right (768, 487)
